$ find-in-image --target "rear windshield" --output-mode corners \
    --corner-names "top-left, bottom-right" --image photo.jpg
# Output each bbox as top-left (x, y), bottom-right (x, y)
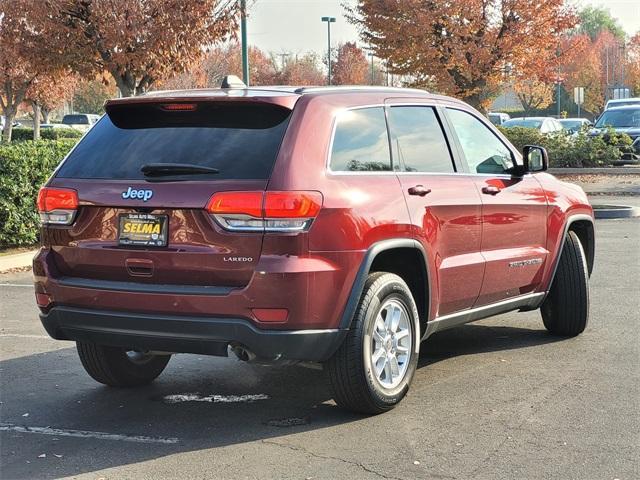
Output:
top-left (62, 115), bottom-right (89, 125)
top-left (56, 103), bottom-right (292, 181)
top-left (595, 108), bottom-right (640, 128)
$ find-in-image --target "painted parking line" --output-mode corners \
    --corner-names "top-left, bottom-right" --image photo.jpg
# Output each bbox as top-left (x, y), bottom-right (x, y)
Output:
top-left (0, 423), bottom-right (179, 445)
top-left (0, 284), bottom-right (34, 287)
top-left (163, 393), bottom-right (269, 404)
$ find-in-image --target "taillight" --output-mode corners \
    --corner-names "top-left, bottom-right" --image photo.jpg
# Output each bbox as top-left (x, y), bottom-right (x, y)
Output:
top-left (206, 191), bottom-right (323, 232)
top-left (37, 187), bottom-right (78, 225)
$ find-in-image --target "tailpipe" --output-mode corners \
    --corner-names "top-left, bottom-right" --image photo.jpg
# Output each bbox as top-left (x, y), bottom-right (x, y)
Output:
top-left (228, 343), bottom-right (256, 362)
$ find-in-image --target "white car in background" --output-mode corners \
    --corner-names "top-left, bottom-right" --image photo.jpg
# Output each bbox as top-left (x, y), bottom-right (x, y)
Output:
top-left (501, 117), bottom-right (564, 134)
top-left (559, 118), bottom-right (592, 134)
top-left (488, 112), bottom-right (511, 126)
top-left (40, 123), bottom-right (74, 130)
top-left (604, 98), bottom-right (640, 110)
top-left (61, 114), bottom-right (101, 132)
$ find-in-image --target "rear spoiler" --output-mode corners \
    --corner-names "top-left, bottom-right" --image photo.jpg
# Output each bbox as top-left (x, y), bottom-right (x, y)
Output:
top-left (105, 89), bottom-right (299, 113)
top-left (104, 96), bottom-right (297, 130)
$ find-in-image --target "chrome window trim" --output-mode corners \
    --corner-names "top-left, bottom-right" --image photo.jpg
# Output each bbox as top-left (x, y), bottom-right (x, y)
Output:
top-left (325, 102), bottom-right (526, 178)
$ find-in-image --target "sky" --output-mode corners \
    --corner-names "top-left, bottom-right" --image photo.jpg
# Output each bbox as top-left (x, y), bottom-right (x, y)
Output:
top-left (246, 0), bottom-right (640, 56)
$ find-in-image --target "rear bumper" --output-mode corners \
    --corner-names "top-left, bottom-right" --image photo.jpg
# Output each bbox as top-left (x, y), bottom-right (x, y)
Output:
top-left (40, 306), bottom-right (347, 362)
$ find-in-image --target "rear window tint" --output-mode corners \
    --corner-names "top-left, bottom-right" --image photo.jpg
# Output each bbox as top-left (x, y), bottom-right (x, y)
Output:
top-left (329, 107), bottom-right (391, 172)
top-left (56, 103), bottom-right (291, 181)
top-left (62, 115), bottom-right (89, 125)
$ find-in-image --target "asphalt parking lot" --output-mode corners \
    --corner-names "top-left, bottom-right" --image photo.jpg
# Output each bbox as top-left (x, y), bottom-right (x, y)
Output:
top-left (1, 216), bottom-right (638, 480)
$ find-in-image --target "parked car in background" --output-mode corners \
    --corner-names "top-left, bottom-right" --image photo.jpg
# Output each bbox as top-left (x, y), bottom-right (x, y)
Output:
top-left (590, 105), bottom-right (640, 162)
top-left (488, 112), bottom-right (511, 126)
top-left (502, 117), bottom-right (564, 134)
top-left (559, 118), bottom-right (592, 134)
top-left (1, 115), bottom-right (22, 129)
top-left (61, 114), bottom-right (101, 132)
top-left (604, 97), bottom-right (640, 110)
top-left (40, 123), bottom-right (74, 130)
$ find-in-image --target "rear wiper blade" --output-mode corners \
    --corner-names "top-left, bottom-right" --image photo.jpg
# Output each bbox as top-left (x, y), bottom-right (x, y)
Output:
top-left (140, 163), bottom-right (220, 176)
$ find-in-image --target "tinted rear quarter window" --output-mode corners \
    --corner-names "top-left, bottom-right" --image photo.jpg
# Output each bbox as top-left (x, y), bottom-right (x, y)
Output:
top-left (329, 107), bottom-right (391, 172)
top-left (56, 103), bottom-right (291, 181)
top-left (388, 106), bottom-right (454, 173)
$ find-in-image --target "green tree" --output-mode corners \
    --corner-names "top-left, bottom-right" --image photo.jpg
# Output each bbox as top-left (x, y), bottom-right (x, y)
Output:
top-left (578, 6), bottom-right (626, 42)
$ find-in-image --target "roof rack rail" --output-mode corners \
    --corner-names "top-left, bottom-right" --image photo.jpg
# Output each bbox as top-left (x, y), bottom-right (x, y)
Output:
top-left (294, 86), bottom-right (428, 95)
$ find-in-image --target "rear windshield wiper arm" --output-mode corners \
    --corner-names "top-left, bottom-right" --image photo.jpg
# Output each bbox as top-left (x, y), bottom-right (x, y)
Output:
top-left (140, 163), bottom-right (220, 177)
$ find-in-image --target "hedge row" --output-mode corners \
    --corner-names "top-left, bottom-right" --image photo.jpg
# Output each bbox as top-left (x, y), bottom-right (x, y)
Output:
top-left (11, 127), bottom-right (84, 142)
top-left (0, 127), bottom-right (635, 247)
top-left (498, 126), bottom-right (634, 167)
top-left (0, 139), bottom-right (77, 248)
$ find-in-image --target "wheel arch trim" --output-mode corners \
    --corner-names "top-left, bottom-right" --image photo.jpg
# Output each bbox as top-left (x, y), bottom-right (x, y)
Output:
top-left (338, 239), bottom-right (432, 331)
top-left (540, 213), bottom-right (595, 306)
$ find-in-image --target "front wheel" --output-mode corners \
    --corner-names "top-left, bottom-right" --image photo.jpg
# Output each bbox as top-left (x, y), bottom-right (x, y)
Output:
top-left (325, 272), bottom-right (420, 414)
top-left (76, 342), bottom-right (171, 387)
top-left (541, 231), bottom-right (589, 337)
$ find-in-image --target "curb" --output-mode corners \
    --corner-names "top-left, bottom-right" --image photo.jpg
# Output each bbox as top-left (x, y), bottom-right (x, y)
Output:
top-left (549, 167), bottom-right (640, 175)
top-left (0, 250), bottom-right (37, 273)
top-left (592, 205), bottom-right (640, 219)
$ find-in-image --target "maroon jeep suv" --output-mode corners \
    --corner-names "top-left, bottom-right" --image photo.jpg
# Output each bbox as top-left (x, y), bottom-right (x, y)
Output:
top-left (34, 84), bottom-right (594, 414)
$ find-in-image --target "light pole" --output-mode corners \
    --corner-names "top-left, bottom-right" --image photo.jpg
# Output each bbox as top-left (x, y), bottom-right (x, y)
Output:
top-left (321, 16), bottom-right (336, 85)
top-left (241, 0), bottom-right (249, 86)
top-left (278, 52), bottom-right (290, 71)
top-left (368, 52), bottom-right (374, 85)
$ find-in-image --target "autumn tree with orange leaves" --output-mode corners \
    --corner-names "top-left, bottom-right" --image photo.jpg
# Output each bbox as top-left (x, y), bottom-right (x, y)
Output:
top-left (57, 0), bottom-right (239, 97)
top-left (0, 0), bottom-right (75, 142)
top-left (159, 44), bottom-right (279, 90)
top-left (627, 32), bottom-right (640, 96)
top-left (333, 42), bottom-right (368, 85)
top-left (27, 70), bottom-right (79, 139)
top-left (513, 79), bottom-right (555, 116)
top-left (348, 0), bottom-right (577, 111)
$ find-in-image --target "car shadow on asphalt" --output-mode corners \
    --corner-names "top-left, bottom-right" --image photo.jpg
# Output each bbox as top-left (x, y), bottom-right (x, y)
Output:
top-left (1, 323), bottom-right (561, 479)
top-left (418, 323), bottom-right (564, 368)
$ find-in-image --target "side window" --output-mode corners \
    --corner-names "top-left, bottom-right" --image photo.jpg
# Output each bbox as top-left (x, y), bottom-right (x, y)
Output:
top-left (446, 108), bottom-right (514, 174)
top-left (330, 107), bottom-right (392, 172)
top-left (388, 106), bottom-right (455, 173)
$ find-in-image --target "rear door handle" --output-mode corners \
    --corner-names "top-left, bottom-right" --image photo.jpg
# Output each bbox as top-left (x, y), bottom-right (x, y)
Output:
top-left (482, 186), bottom-right (501, 195)
top-left (408, 185), bottom-right (432, 197)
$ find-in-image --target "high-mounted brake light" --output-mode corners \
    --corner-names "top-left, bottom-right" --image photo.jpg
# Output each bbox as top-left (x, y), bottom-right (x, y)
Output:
top-left (37, 187), bottom-right (78, 225)
top-left (160, 103), bottom-right (198, 111)
top-left (206, 191), bottom-right (323, 233)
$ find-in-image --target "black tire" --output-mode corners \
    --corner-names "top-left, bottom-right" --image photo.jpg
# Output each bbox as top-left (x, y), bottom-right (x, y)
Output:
top-left (325, 272), bottom-right (420, 414)
top-left (76, 342), bottom-right (171, 387)
top-left (541, 231), bottom-right (589, 337)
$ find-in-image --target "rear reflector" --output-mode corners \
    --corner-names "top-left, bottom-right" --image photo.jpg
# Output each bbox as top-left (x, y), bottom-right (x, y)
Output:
top-left (252, 308), bottom-right (289, 323)
top-left (37, 187), bottom-right (78, 225)
top-left (35, 292), bottom-right (52, 308)
top-left (206, 191), bottom-right (323, 233)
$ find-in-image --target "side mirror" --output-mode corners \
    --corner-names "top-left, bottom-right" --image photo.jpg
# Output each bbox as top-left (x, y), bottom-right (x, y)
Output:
top-left (523, 145), bottom-right (548, 172)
